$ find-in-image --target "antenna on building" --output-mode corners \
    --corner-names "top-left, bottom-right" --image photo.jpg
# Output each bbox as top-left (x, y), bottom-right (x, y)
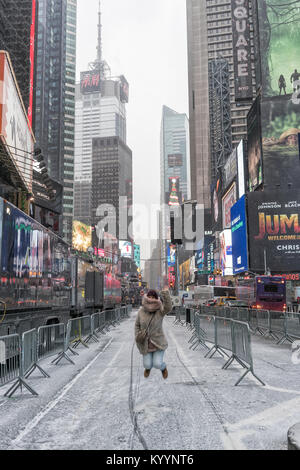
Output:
top-left (88, 0), bottom-right (111, 78)
top-left (97, 0), bottom-right (102, 66)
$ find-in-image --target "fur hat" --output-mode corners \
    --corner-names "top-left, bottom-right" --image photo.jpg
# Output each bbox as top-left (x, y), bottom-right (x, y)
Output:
top-left (142, 294), bottom-right (163, 313)
top-left (147, 289), bottom-right (159, 299)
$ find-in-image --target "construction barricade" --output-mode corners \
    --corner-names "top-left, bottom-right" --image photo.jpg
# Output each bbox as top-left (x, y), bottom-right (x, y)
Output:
top-left (0, 334), bottom-right (21, 395)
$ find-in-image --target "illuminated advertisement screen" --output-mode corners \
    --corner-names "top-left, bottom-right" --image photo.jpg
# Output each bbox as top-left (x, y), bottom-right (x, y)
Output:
top-left (120, 75), bottom-right (129, 103)
top-left (166, 177), bottom-right (182, 206)
top-left (72, 221), bottom-right (92, 253)
top-left (211, 176), bottom-right (222, 232)
top-left (119, 240), bottom-right (132, 258)
top-left (167, 244), bottom-right (176, 267)
top-left (231, 195), bottom-right (249, 275)
top-left (255, 0), bottom-right (300, 98)
top-left (222, 183), bottom-right (237, 229)
top-left (247, 190), bottom-right (300, 272)
top-left (80, 71), bottom-right (101, 94)
top-left (247, 96), bottom-right (263, 192)
top-left (261, 98), bottom-right (300, 190)
top-left (219, 230), bottom-right (233, 276)
top-left (237, 140), bottom-right (246, 198)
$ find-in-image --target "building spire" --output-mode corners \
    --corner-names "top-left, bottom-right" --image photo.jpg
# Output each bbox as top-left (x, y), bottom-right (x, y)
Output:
top-left (96, 0), bottom-right (102, 66)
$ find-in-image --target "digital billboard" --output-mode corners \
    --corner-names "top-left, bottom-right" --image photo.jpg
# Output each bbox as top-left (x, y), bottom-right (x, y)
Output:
top-left (167, 244), bottom-right (176, 267)
top-left (222, 183), bottom-right (237, 229)
top-left (80, 71), bottom-right (101, 94)
top-left (211, 176), bottom-right (222, 232)
top-left (0, 52), bottom-right (34, 193)
top-left (223, 148), bottom-right (237, 191)
top-left (119, 75), bottom-right (129, 103)
top-left (134, 244), bottom-right (141, 268)
top-left (237, 140), bottom-right (246, 197)
top-left (255, 0), bottom-right (300, 98)
top-left (165, 177), bottom-right (182, 207)
top-left (72, 221), bottom-right (92, 253)
top-left (261, 98), bottom-right (300, 190)
top-left (247, 190), bottom-right (300, 272)
top-left (195, 235), bottom-right (215, 274)
top-left (231, 0), bottom-right (253, 101)
top-left (247, 96), bottom-right (263, 192)
top-left (119, 240), bottom-right (132, 259)
top-left (231, 195), bottom-right (249, 275)
top-left (220, 229), bottom-right (233, 276)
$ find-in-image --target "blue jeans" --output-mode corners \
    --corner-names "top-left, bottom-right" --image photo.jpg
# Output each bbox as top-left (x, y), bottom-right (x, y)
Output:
top-left (143, 350), bottom-right (166, 371)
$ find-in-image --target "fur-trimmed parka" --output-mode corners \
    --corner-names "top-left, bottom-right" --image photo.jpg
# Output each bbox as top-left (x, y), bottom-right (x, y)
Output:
top-left (135, 290), bottom-right (172, 355)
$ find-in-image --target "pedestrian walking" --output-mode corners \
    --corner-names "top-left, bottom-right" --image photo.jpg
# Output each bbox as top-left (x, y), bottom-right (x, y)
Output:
top-left (135, 287), bottom-right (172, 379)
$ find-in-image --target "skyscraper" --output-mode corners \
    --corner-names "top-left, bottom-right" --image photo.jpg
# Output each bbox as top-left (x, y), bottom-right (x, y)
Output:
top-left (160, 105), bottom-right (190, 278)
top-left (74, 2), bottom-right (130, 231)
top-left (0, 0), bottom-right (36, 116)
top-left (186, 0), bottom-right (256, 208)
top-left (34, 0), bottom-right (77, 242)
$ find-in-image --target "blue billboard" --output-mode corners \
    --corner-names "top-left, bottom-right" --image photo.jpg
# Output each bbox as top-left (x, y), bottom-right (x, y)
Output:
top-left (231, 195), bottom-right (249, 275)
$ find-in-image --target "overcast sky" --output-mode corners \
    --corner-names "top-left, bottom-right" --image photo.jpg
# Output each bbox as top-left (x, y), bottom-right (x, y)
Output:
top-left (76, 0), bottom-right (189, 263)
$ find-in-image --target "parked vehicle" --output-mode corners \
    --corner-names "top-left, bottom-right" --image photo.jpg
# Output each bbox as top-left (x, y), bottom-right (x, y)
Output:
top-left (236, 276), bottom-right (286, 312)
top-left (0, 197), bottom-right (121, 333)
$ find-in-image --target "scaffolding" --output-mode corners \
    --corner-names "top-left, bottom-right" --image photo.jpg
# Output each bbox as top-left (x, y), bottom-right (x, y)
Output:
top-left (208, 59), bottom-right (232, 181)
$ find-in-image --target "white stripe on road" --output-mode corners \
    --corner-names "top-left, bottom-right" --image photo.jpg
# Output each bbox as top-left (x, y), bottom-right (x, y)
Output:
top-left (10, 338), bottom-right (114, 448)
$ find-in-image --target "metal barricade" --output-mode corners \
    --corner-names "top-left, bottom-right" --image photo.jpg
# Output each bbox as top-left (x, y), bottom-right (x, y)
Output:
top-left (284, 313), bottom-right (300, 343)
top-left (37, 324), bottom-right (66, 367)
top-left (256, 310), bottom-right (270, 336)
top-left (268, 311), bottom-right (285, 342)
top-left (214, 317), bottom-right (232, 359)
top-left (92, 311), bottom-right (107, 335)
top-left (249, 309), bottom-right (258, 333)
top-left (105, 310), bottom-right (118, 328)
top-left (226, 321), bottom-right (265, 386)
top-left (23, 329), bottom-right (49, 380)
top-left (238, 308), bottom-right (250, 322)
top-left (188, 313), bottom-right (209, 351)
top-left (0, 334), bottom-right (20, 390)
top-left (198, 315), bottom-right (217, 358)
top-left (66, 316), bottom-right (91, 350)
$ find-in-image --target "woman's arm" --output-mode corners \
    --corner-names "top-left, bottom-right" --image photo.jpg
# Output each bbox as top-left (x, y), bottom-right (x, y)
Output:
top-left (135, 312), bottom-right (141, 339)
top-left (160, 289), bottom-right (172, 316)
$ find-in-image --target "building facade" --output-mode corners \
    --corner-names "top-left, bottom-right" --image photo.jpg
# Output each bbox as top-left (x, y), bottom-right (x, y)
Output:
top-left (0, 0), bottom-right (34, 114)
top-left (74, 79), bottom-right (127, 226)
top-left (34, 0), bottom-right (77, 242)
top-left (91, 136), bottom-right (132, 243)
top-left (186, 0), bottom-right (256, 209)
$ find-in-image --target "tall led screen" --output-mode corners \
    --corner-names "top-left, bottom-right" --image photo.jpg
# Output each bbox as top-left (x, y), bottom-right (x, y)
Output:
top-left (248, 190), bottom-right (300, 272)
top-left (231, 195), bottom-right (249, 275)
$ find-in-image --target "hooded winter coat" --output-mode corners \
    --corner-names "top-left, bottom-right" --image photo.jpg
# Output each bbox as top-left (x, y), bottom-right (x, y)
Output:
top-left (135, 290), bottom-right (172, 355)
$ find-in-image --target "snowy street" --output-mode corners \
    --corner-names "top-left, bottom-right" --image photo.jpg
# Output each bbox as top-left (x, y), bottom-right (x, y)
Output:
top-left (0, 310), bottom-right (300, 450)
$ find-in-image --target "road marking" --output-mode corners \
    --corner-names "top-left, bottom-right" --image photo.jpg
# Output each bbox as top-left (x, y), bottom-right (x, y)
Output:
top-left (10, 338), bottom-right (114, 447)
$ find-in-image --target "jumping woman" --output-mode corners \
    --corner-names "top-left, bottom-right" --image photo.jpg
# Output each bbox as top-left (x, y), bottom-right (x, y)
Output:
top-left (135, 287), bottom-right (172, 379)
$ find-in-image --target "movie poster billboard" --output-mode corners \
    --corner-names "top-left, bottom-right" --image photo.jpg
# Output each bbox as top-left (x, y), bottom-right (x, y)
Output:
top-left (231, 0), bottom-right (253, 101)
top-left (195, 235), bottom-right (215, 274)
top-left (247, 190), bottom-right (300, 272)
top-left (247, 96), bottom-right (263, 192)
top-left (255, 0), bottom-right (300, 98)
top-left (222, 183), bottom-right (237, 229)
top-left (231, 195), bottom-right (249, 275)
top-left (223, 148), bottom-right (237, 191)
top-left (261, 98), bottom-right (300, 189)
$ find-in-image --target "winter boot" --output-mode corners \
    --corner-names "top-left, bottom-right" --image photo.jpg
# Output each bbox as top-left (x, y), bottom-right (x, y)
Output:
top-left (162, 367), bottom-right (168, 379)
top-left (144, 369), bottom-right (151, 378)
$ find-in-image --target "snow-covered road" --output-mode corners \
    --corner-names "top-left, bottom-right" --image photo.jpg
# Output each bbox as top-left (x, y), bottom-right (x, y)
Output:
top-left (0, 311), bottom-right (300, 450)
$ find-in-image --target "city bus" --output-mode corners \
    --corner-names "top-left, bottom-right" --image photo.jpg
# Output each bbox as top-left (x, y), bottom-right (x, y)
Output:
top-left (236, 276), bottom-right (286, 312)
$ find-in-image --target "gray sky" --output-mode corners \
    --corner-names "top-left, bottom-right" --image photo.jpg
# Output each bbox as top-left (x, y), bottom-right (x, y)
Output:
top-left (76, 0), bottom-right (189, 263)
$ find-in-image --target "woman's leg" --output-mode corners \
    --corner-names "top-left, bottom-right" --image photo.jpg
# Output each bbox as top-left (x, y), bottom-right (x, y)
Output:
top-left (152, 350), bottom-right (166, 371)
top-left (143, 352), bottom-right (153, 370)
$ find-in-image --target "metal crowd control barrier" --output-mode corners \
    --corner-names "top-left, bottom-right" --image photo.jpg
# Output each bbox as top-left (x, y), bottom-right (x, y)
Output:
top-left (173, 307), bottom-right (186, 326)
top-left (37, 324), bottom-right (66, 365)
top-left (280, 313), bottom-right (300, 344)
top-left (0, 334), bottom-right (21, 393)
top-left (211, 317), bottom-right (232, 359)
top-left (188, 313), bottom-right (209, 351)
top-left (4, 330), bottom-right (48, 398)
top-left (223, 321), bottom-right (265, 387)
top-left (68, 316), bottom-right (91, 349)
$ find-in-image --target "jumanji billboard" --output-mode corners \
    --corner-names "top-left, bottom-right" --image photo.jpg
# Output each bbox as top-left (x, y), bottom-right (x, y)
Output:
top-left (248, 190), bottom-right (300, 272)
